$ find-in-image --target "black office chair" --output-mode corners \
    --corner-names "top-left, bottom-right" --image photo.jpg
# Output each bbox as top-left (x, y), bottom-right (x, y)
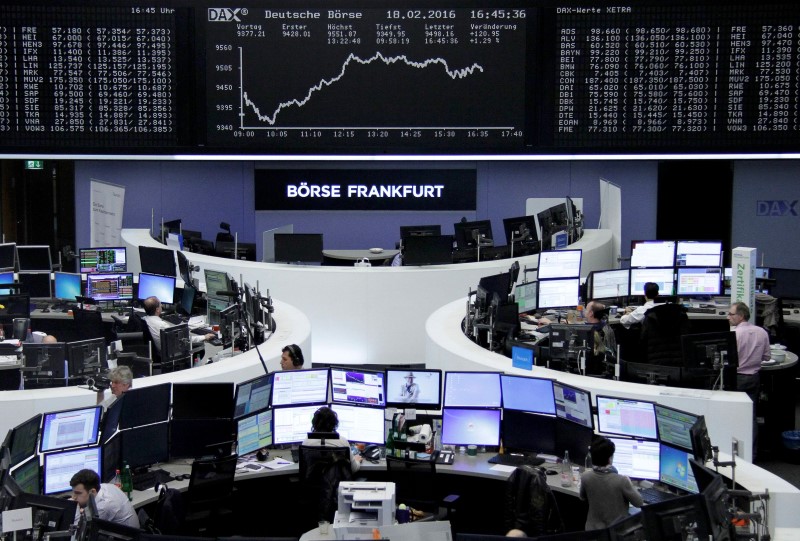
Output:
top-left (504, 465), bottom-right (563, 537)
top-left (640, 303), bottom-right (690, 366)
top-left (297, 444), bottom-right (353, 530)
top-left (184, 454), bottom-right (238, 536)
top-left (385, 456), bottom-right (459, 522)
top-left (72, 309), bottom-right (105, 341)
top-left (128, 311), bottom-right (162, 366)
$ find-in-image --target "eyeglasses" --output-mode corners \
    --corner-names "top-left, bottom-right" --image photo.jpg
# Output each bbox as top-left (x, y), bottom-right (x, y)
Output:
top-left (727, 312), bottom-right (738, 317)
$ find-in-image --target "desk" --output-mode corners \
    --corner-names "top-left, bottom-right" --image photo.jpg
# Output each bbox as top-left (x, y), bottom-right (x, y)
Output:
top-left (322, 249), bottom-right (399, 266)
top-left (759, 351), bottom-right (799, 457)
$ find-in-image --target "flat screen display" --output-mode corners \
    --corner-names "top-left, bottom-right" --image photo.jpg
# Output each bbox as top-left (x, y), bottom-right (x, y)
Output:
top-left (608, 437), bottom-right (659, 481)
top-left (553, 382), bottom-right (593, 429)
top-left (137, 272), bottom-right (176, 304)
top-left (8, 414), bottom-right (42, 468)
top-left (118, 383), bottom-right (171, 429)
top-left (330, 404), bottom-right (385, 445)
top-left (43, 446), bottom-right (101, 495)
top-left (0, 243), bottom-right (15, 270)
top-left (441, 408), bottom-right (501, 446)
top-left (659, 443), bottom-right (699, 494)
top-left (630, 268), bottom-right (675, 296)
top-left (85, 273), bottom-right (134, 301)
top-left (676, 268), bottom-right (722, 296)
top-left (330, 367), bottom-right (385, 407)
top-left (515, 280), bottom-right (538, 313)
top-left (0, 271), bottom-right (14, 294)
top-left (16, 246), bottom-right (52, 272)
top-left (40, 406), bottom-right (102, 453)
top-left (121, 423), bottom-right (170, 469)
top-left (272, 405), bottom-right (319, 444)
top-left (590, 269), bottom-right (630, 299)
top-left (630, 241), bottom-right (676, 268)
top-left (17, 273), bottom-right (51, 298)
top-left (204, 269), bottom-right (230, 299)
top-left (537, 278), bottom-right (580, 309)
top-left (237, 410), bottom-right (273, 455)
top-left (675, 241), bottom-right (722, 267)
top-left (10, 457), bottom-right (40, 495)
top-left (271, 369), bottom-right (329, 406)
top-left (274, 233), bottom-right (323, 264)
top-left (171, 382), bottom-right (234, 420)
top-left (138, 246), bottom-right (175, 277)
top-left (596, 396), bottom-right (658, 440)
top-left (443, 372), bottom-right (501, 408)
top-left (54, 272), bottom-right (82, 301)
top-left (79, 248), bottom-right (127, 274)
top-left (502, 410), bottom-right (556, 455)
top-left (500, 375), bottom-right (555, 414)
top-left (385, 369), bottom-right (442, 410)
top-left (537, 250), bottom-right (582, 279)
top-left (233, 374), bottom-right (273, 419)
top-left (655, 405), bottom-right (699, 453)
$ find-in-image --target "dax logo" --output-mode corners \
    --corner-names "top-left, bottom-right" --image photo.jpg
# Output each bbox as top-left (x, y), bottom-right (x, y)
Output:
top-left (208, 8), bottom-right (245, 22)
top-left (756, 200), bottom-right (798, 217)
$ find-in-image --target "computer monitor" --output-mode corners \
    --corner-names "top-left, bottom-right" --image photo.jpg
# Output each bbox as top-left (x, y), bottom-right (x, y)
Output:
top-left (630, 240), bottom-right (676, 268)
top-left (537, 278), bottom-right (580, 309)
top-left (607, 437), bottom-right (659, 481)
top-left (441, 408), bottom-right (501, 446)
top-left (274, 233), bottom-right (323, 264)
top-left (9, 493), bottom-right (77, 535)
top-left (0, 242), bottom-right (16, 270)
top-left (204, 269), bottom-right (231, 299)
top-left (138, 246), bottom-right (176, 277)
top-left (85, 272), bottom-right (134, 301)
top-left (689, 417), bottom-right (713, 463)
top-left (681, 331), bottom-right (738, 376)
top-left (385, 369), bottom-right (441, 410)
top-left (178, 284), bottom-right (196, 316)
top-left (400, 224), bottom-right (441, 239)
top-left (477, 273), bottom-right (513, 311)
top-left (330, 404), bottom-right (385, 445)
top-left (767, 267), bottom-right (800, 299)
top-left (17, 272), bottom-right (51, 298)
top-left (219, 304), bottom-right (240, 348)
top-left (169, 418), bottom-right (233, 460)
top-left (43, 446), bottom-right (102, 495)
top-left (66, 338), bottom-right (107, 378)
top-left (502, 410), bottom-right (556, 455)
top-left (537, 205), bottom-right (570, 251)
top-left (118, 383), bottom-right (171, 429)
top-left (655, 404), bottom-right (699, 453)
top-left (237, 410), bottom-right (274, 455)
top-left (271, 368), bottom-right (329, 406)
top-left (515, 280), bottom-right (538, 314)
top-left (675, 241), bottom-right (722, 268)
top-left (137, 272), bottom-right (176, 304)
top-left (676, 267), bottom-right (722, 297)
top-left (548, 324), bottom-right (595, 364)
top-left (233, 374), bottom-right (273, 419)
top-left (621, 360), bottom-right (682, 387)
top-left (659, 443), bottom-right (699, 494)
top-left (500, 375), bottom-right (556, 414)
top-left (171, 382), bottom-right (234, 420)
top-left (7, 414), bottom-right (42, 468)
top-left (444, 372), bottom-right (502, 408)
top-left (453, 220), bottom-right (493, 250)
top-left (0, 270), bottom-right (14, 294)
top-left (160, 324), bottom-right (192, 365)
top-left (606, 508), bottom-right (645, 541)
top-left (503, 214), bottom-right (539, 247)
top-left (40, 405), bottom-right (102, 453)
top-left (589, 269), bottom-right (630, 299)
top-left (53, 272), bottom-right (82, 301)
top-left (166, 232), bottom-right (183, 250)
top-left (79, 247), bottom-right (127, 274)
top-left (641, 493), bottom-right (710, 541)
top-left (689, 459), bottom-right (733, 541)
top-left (596, 396), bottom-right (658, 440)
top-left (207, 296), bottom-right (229, 327)
top-left (16, 245), bottom-right (52, 272)
top-left (630, 267), bottom-right (675, 296)
top-left (555, 417), bottom-right (593, 464)
top-left (100, 396), bottom-right (124, 445)
top-left (552, 382), bottom-right (593, 429)
top-left (11, 457), bottom-right (41, 495)
top-left (22, 343), bottom-right (66, 379)
top-left (330, 367), bottom-right (385, 407)
top-left (402, 235), bottom-right (453, 266)
top-left (538, 250), bottom-right (582, 279)
top-left (121, 422), bottom-right (170, 470)
top-left (272, 405), bottom-right (320, 444)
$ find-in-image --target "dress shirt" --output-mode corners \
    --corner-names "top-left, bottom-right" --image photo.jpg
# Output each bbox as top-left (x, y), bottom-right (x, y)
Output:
top-left (144, 315), bottom-right (207, 352)
top-left (734, 321), bottom-right (771, 375)
top-left (619, 300), bottom-right (661, 329)
top-left (74, 484), bottom-right (140, 529)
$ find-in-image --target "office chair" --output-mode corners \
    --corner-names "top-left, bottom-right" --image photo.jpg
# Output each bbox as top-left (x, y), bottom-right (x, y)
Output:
top-left (72, 309), bottom-right (105, 341)
top-left (298, 444), bottom-right (353, 529)
top-left (184, 454), bottom-right (238, 536)
top-left (159, 324), bottom-right (192, 373)
top-left (385, 456), bottom-right (459, 522)
top-left (216, 222), bottom-right (235, 244)
top-left (640, 303), bottom-right (689, 366)
top-left (129, 311), bottom-right (162, 367)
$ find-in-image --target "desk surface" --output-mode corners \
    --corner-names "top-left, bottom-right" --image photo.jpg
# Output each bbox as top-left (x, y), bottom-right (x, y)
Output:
top-left (322, 249), bottom-right (399, 261)
top-left (761, 350), bottom-right (799, 371)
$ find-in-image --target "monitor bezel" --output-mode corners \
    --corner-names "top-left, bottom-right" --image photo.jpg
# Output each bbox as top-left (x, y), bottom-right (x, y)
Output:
top-left (39, 405), bottom-right (103, 453)
top-left (78, 247), bottom-right (127, 274)
top-left (595, 394), bottom-right (658, 440)
top-left (443, 371), bottom-right (502, 409)
top-left (384, 368), bottom-right (443, 410)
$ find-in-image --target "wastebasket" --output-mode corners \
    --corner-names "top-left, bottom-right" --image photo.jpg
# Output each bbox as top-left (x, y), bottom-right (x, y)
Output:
top-left (781, 430), bottom-right (800, 464)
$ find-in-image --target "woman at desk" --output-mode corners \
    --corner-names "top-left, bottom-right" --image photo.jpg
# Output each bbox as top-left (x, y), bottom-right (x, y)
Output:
top-left (301, 406), bottom-right (362, 473)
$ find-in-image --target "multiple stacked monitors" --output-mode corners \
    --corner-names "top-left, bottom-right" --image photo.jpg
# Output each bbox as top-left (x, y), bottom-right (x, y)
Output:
top-left (272, 369), bottom-right (329, 406)
top-left (53, 272), bottom-right (81, 301)
top-left (330, 404), bottom-right (385, 445)
top-left (85, 273), bottom-right (134, 301)
top-left (330, 367), bottom-right (385, 407)
top-left (43, 446), bottom-right (101, 495)
top-left (138, 246), bottom-right (176, 277)
top-left (137, 273), bottom-right (176, 304)
top-left (444, 372), bottom-right (501, 408)
top-left (79, 248), bottom-right (127, 273)
top-left (385, 369), bottom-right (442, 410)
top-left (596, 396), bottom-right (657, 440)
top-left (16, 246), bottom-right (52, 272)
top-left (537, 278), bottom-right (580, 309)
top-left (39, 406), bottom-right (102, 453)
top-left (628, 239), bottom-right (722, 298)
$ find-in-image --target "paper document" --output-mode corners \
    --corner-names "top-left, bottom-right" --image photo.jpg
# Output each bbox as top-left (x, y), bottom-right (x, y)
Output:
top-left (263, 458), bottom-right (293, 470)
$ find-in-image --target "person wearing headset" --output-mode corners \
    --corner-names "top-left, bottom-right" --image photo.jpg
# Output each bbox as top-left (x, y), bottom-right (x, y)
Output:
top-left (301, 406), bottom-right (362, 473)
top-left (280, 344), bottom-right (305, 370)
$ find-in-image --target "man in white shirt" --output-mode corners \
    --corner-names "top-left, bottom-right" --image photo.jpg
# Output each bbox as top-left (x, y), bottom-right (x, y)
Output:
top-left (619, 282), bottom-right (662, 328)
top-left (70, 469), bottom-right (139, 529)
top-left (142, 296), bottom-right (215, 353)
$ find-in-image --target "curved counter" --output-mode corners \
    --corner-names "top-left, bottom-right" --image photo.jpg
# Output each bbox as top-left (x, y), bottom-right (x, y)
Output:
top-left (0, 300), bottom-right (311, 438)
top-left (123, 228), bottom-right (613, 366)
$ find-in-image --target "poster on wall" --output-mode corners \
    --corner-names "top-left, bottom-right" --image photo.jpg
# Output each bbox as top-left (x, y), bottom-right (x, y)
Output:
top-left (90, 179), bottom-right (126, 247)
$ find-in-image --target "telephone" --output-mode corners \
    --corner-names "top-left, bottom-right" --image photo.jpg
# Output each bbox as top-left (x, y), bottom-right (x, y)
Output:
top-left (361, 444), bottom-right (382, 462)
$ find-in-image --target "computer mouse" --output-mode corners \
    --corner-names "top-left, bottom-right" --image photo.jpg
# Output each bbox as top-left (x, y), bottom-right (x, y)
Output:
top-left (41, 308), bottom-right (50, 313)
top-left (545, 469), bottom-right (559, 476)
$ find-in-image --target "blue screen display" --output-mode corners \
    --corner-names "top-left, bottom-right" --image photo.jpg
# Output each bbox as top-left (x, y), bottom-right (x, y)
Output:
top-left (54, 272), bottom-right (81, 301)
top-left (501, 375), bottom-right (555, 414)
top-left (443, 372), bottom-right (501, 408)
top-left (441, 408), bottom-right (501, 446)
top-left (659, 443), bottom-right (699, 493)
top-left (137, 272), bottom-right (176, 304)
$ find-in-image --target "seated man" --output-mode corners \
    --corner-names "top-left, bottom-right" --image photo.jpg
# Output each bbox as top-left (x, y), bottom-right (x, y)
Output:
top-left (95, 366), bottom-right (133, 409)
top-left (70, 468), bottom-right (139, 528)
top-left (142, 296), bottom-right (215, 353)
top-left (619, 282), bottom-right (662, 329)
top-left (584, 300), bottom-right (616, 375)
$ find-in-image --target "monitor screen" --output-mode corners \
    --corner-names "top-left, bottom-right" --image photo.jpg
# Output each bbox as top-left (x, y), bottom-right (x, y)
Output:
top-left (553, 382), bottom-right (593, 429)
top-left (608, 437), bottom-right (659, 481)
top-left (17, 272), bottom-right (51, 298)
top-left (590, 269), bottom-right (630, 299)
top-left (100, 397), bottom-right (124, 445)
top-left (169, 418), bottom-right (233, 460)
top-left (441, 408), bottom-right (501, 446)
top-left (9, 492), bottom-right (78, 536)
top-left (503, 215), bottom-right (539, 246)
top-left (0, 243), bottom-right (15, 270)
top-left (402, 235), bottom-right (454, 266)
top-left (477, 272), bottom-right (512, 305)
top-left (8, 414), bottom-right (42, 468)
top-left (204, 269), bottom-right (231, 299)
top-left (385, 369), bottom-right (442, 410)
top-left (121, 422), bottom-right (170, 469)
top-left (11, 457), bottom-right (40, 495)
top-left (537, 250), bottom-right (582, 279)
top-left (675, 241), bottom-right (722, 268)
top-left (22, 343), bottom-right (66, 379)
top-left (171, 382), bottom-right (234, 420)
top-left (501, 375), bottom-right (555, 414)
top-left (271, 369), bottom-right (329, 406)
top-left (555, 417), bottom-right (594, 466)
top-left (66, 338), bottom-right (107, 378)
top-left (330, 367), bottom-right (385, 407)
top-left (444, 372), bottom-right (501, 408)
top-left (537, 278), bottom-right (580, 309)
top-left (16, 245), bottom-right (52, 272)
top-left (400, 225), bottom-right (441, 239)
top-left (207, 296), bottom-right (229, 326)
top-left (274, 233), bottom-right (323, 264)
top-left (659, 443), bottom-right (699, 494)
top-left (548, 324), bottom-right (595, 363)
top-left (502, 410), bottom-right (556, 455)
top-left (43, 446), bottom-right (101, 495)
top-left (40, 406), bottom-right (102, 453)
top-left (138, 246), bottom-right (176, 277)
top-left (676, 267), bottom-right (722, 296)
top-left (515, 280), bottom-right (538, 313)
top-left (630, 240), bottom-right (676, 268)
top-left (330, 404), bottom-right (386, 445)
top-left (179, 284), bottom-right (196, 316)
top-left (655, 405), bottom-right (699, 453)
top-left (0, 270), bottom-right (14, 294)
top-left (101, 433), bottom-right (121, 482)
top-left (768, 267), bottom-right (800, 299)
top-left (681, 332), bottom-right (739, 374)
top-left (630, 268), bottom-right (675, 296)
top-left (85, 273), bottom-right (134, 301)
top-left (272, 405), bottom-right (319, 444)
top-left (79, 248), bottom-right (127, 274)
top-left (137, 273), bottom-right (176, 304)
top-left (237, 410), bottom-right (274, 455)
top-left (233, 374), bottom-right (273, 419)
top-left (118, 383), bottom-right (172, 429)
top-left (596, 396), bottom-right (657, 440)
top-left (54, 272), bottom-right (82, 301)
top-left (453, 220), bottom-right (493, 251)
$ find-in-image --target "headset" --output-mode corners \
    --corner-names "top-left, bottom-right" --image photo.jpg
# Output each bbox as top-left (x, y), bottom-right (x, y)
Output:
top-left (284, 344), bottom-right (304, 367)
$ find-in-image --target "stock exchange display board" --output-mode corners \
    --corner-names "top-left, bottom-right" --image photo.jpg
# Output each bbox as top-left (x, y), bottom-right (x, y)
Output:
top-left (0, 1), bottom-right (798, 155)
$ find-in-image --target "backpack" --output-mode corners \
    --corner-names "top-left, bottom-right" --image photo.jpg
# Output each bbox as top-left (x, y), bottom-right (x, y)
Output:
top-left (504, 465), bottom-right (563, 536)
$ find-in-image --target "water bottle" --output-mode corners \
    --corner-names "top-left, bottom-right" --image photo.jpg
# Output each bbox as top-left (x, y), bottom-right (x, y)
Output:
top-left (111, 469), bottom-right (122, 489)
top-left (560, 450), bottom-right (572, 487)
top-left (121, 464), bottom-right (133, 500)
top-left (585, 446), bottom-right (593, 470)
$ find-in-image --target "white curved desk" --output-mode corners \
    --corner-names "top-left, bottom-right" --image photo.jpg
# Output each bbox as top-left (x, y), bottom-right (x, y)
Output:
top-left (123, 228), bottom-right (613, 366)
top-left (0, 300), bottom-right (311, 439)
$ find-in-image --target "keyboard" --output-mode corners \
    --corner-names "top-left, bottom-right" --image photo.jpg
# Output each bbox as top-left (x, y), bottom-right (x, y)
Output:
top-left (686, 306), bottom-right (716, 314)
top-left (162, 313), bottom-right (187, 325)
top-left (132, 469), bottom-right (173, 491)
top-left (638, 486), bottom-right (678, 504)
top-left (191, 326), bottom-right (213, 335)
top-left (487, 454), bottom-right (545, 467)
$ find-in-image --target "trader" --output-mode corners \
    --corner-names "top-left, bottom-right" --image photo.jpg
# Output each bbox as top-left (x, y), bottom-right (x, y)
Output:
top-left (619, 282), bottom-right (661, 328)
top-left (585, 300), bottom-right (616, 374)
top-left (301, 406), bottom-right (362, 473)
top-left (142, 296), bottom-right (215, 353)
top-left (70, 468), bottom-right (140, 528)
top-left (96, 365), bottom-right (133, 409)
top-left (280, 343), bottom-right (305, 370)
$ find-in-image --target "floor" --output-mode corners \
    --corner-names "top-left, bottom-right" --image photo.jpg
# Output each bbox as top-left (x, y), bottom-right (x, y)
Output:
top-left (753, 380), bottom-right (800, 489)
